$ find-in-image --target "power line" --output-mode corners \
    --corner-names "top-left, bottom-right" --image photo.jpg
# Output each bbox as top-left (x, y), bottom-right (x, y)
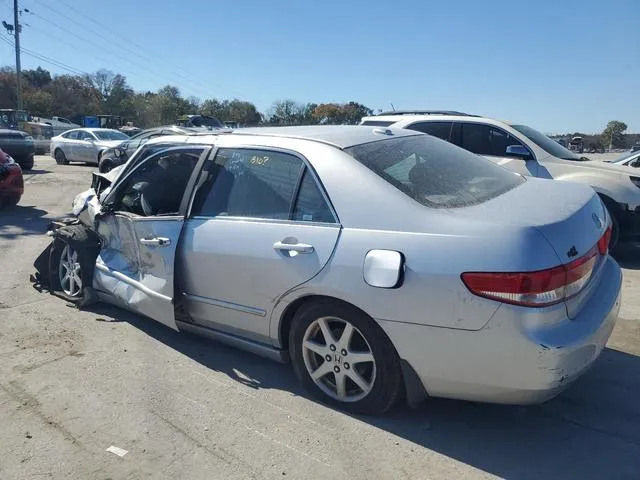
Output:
top-left (24, 10), bottom-right (215, 97)
top-left (53, 0), bottom-right (247, 99)
top-left (30, 0), bottom-right (246, 99)
top-left (0, 32), bottom-right (86, 75)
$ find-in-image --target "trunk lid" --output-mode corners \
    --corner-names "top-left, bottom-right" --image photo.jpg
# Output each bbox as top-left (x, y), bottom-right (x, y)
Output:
top-left (457, 178), bottom-right (610, 318)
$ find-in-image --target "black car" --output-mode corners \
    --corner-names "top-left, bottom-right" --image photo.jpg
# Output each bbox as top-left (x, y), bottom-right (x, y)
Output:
top-left (0, 129), bottom-right (35, 170)
top-left (98, 125), bottom-right (200, 173)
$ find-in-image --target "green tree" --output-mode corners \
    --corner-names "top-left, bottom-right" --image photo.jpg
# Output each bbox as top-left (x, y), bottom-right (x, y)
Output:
top-left (267, 99), bottom-right (308, 125)
top-left (602, 120), bottom-right (628, 149)
top-left (47, 74), bottom-right (102, 118)
top-left (23, 89), bottom-right (54, 116)
top-left (22, 67), bottom-right (51, 89)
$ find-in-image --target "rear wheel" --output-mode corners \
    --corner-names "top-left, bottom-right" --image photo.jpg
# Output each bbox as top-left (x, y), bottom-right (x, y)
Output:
top-left (289, 300), bottom-right (403, 415)
top-left (19, 155), bottom-right (34, 170)
top-left (54, 149), bottom-right (68, 165)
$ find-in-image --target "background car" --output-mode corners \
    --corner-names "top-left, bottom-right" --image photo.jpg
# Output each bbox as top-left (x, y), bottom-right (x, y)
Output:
top-left (361, 110), bottom-right (640, 248)
top-left (0, 148), bottom-right (24, 207)
top-left (0, 128), bottom-right (35, 170)
top-left (606, 151), bottom-right (640, 168)
top-left (50, 128), bottom-right (130, 166)
top-left (48, 126), bottom-right (620, 415)
top-left (98, 125), bottom-right (200, 173)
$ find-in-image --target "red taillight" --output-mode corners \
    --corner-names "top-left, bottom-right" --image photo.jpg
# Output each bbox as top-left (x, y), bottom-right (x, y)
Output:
top-left (598, 225), bottom-right (612, 255)
top-left (462, 229), bottom-right (610, 308)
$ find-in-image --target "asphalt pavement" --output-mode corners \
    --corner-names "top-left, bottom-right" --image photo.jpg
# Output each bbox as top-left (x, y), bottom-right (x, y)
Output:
top-left (0, 155), bottom-right (639, 480)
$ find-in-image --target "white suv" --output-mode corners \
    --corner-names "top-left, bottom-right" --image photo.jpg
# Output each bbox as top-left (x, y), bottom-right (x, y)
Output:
top-left (361, 111), bottom-right (640, 247)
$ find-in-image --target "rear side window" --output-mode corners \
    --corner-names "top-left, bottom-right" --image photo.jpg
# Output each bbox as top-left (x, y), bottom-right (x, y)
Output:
top-left (345, 135), bottom-right (524, 208)
top-left (460, 123), bottom-right (527, 157)
top-left (360, 120), bottom-right (395, 127)
top-left (191, 148), bottom-right (336, 222)
top-left (407, 121), bottom-right (453, 141)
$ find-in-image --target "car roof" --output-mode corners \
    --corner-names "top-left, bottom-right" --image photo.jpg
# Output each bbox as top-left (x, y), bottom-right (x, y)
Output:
top-left (146, 125), bottom-right (422, 149)
top-left (86, 128), bottom-right (125, 132)
top-left (230, 125), bottom-right (421, 148)
top-left (361, 113), bottom-right (513, 128)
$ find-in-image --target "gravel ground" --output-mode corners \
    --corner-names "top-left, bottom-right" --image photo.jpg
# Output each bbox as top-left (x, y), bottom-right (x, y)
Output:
top-left (0, 155), bottom-right (639, 480)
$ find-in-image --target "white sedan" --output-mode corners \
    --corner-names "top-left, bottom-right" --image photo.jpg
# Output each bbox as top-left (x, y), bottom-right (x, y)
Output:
top-left (607, 151), bottom-right (640, 168)
top-left (51, 128), bottom-right (129, 166)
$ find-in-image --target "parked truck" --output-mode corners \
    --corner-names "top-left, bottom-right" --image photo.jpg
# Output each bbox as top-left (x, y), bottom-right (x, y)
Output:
top-left (0, 109), bottom-right (53, 154)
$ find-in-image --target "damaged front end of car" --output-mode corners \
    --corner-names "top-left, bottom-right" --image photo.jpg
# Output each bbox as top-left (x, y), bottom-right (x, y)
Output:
top-left (30, 167), bottom-right (122, 306)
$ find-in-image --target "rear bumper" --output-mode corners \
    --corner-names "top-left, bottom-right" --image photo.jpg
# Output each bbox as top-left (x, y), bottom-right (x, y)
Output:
top-left (379, 255), bottom-right (622, 405)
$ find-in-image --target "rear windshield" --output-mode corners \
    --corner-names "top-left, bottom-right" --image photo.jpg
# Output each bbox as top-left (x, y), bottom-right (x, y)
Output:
top-left (345, 134), bottom-right (524, 208)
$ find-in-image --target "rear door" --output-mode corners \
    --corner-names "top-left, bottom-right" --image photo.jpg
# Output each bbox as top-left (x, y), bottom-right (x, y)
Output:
top-left (179, 147), bottom-right (341, 340)
top-left (455, 122), bottom-right (539, 177)
top-left (94, 146), bottom-right (210, 330)
top-left (406, 121), bottom-right (454, 143)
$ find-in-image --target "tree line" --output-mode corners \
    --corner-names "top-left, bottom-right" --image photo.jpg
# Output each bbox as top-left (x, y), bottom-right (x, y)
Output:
top-left (553, 121), bottom-right (637, 150)
top-left (0, 66), bottom-right (372, 128)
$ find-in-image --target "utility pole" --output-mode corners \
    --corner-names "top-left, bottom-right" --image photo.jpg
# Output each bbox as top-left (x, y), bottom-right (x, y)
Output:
top-left (13, 0), bottom-right (22, 110)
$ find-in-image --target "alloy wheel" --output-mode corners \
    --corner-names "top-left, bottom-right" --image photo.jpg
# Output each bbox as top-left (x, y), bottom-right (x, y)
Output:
top-left (58, 244), bottom-right (83, 297)
top-left (302, 316), bottom-right (376, 403)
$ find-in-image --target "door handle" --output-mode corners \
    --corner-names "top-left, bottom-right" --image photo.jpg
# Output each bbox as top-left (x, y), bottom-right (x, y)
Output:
top-left (140, 237), bottom-right (171, 247)
top-left (273, 241), bottom-right (314, 254)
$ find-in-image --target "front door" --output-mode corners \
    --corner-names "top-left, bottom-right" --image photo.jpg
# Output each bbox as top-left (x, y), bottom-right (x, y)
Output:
top-left (74, 130), bottom-right (95, 163)
top-left (178, 147), bottom-right (341, 341)
top-left (93, 146), bottom-right (210, 330)
top-left (455, 122), bottom-right (539, 177)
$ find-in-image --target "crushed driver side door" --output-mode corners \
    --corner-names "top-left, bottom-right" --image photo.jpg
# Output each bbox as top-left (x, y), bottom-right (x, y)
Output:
top-left (93, 146), bottom-right (211, 330)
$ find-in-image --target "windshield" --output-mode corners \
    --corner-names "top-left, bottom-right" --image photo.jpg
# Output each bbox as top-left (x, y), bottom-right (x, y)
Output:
top-left (345, 135), bottom-right (524, 208)
top-left (93, 130), bottom-right (129, 141)
top-left (191, 116), bottom-right (223, 128)
top-left (511, 124), bottom-right (583, 161)
top-left (611, 152), bottom-right (638, 163)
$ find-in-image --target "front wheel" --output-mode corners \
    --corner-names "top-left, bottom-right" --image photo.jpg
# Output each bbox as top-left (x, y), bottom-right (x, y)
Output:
top-left (51, 242), bottom-right (84, 303)
top-left (99, 158), bottom-right (115, 173)
top-left (289, 300), bottom-right (403, 415)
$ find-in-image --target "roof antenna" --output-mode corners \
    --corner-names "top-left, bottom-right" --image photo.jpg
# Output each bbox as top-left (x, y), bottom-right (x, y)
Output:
top-left (390, 103), bottom-right (396, 111)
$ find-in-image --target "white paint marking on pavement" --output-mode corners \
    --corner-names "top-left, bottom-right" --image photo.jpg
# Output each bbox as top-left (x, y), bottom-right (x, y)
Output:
top-left (106, 445), bottom-right (128, 457)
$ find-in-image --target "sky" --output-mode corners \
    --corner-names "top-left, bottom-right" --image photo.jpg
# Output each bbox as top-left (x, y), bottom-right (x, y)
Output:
top-left (0, 0), bottom-right (638, 133)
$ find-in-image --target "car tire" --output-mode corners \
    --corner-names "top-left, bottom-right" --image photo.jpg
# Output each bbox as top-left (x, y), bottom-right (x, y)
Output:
top-left (99, 159), bottom-right (114, 173)
top-left (289, 300), bottom-right (403, 415)
top-left (54, 149), bottom-right (68, 165)
top-left (4, 194), bottom-right (20, 207)
top-left (50, 239), bottom-right (85, 303)
top-left (19, 155), bottom-right (34, 170)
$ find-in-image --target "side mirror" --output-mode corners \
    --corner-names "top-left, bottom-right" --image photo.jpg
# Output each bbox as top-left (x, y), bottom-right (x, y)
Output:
top-left (505, 145), bottom-right (531, 159)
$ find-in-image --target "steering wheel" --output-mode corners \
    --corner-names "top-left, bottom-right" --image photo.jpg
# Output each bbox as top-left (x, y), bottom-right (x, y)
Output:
top-left (140, 191), bottom-right (154, 216)
top-left (129, 181), bottom-right (154, 216)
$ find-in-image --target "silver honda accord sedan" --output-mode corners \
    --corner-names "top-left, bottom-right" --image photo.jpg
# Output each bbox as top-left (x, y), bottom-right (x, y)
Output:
top-left (49, 126), bottom-right (621, 414)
